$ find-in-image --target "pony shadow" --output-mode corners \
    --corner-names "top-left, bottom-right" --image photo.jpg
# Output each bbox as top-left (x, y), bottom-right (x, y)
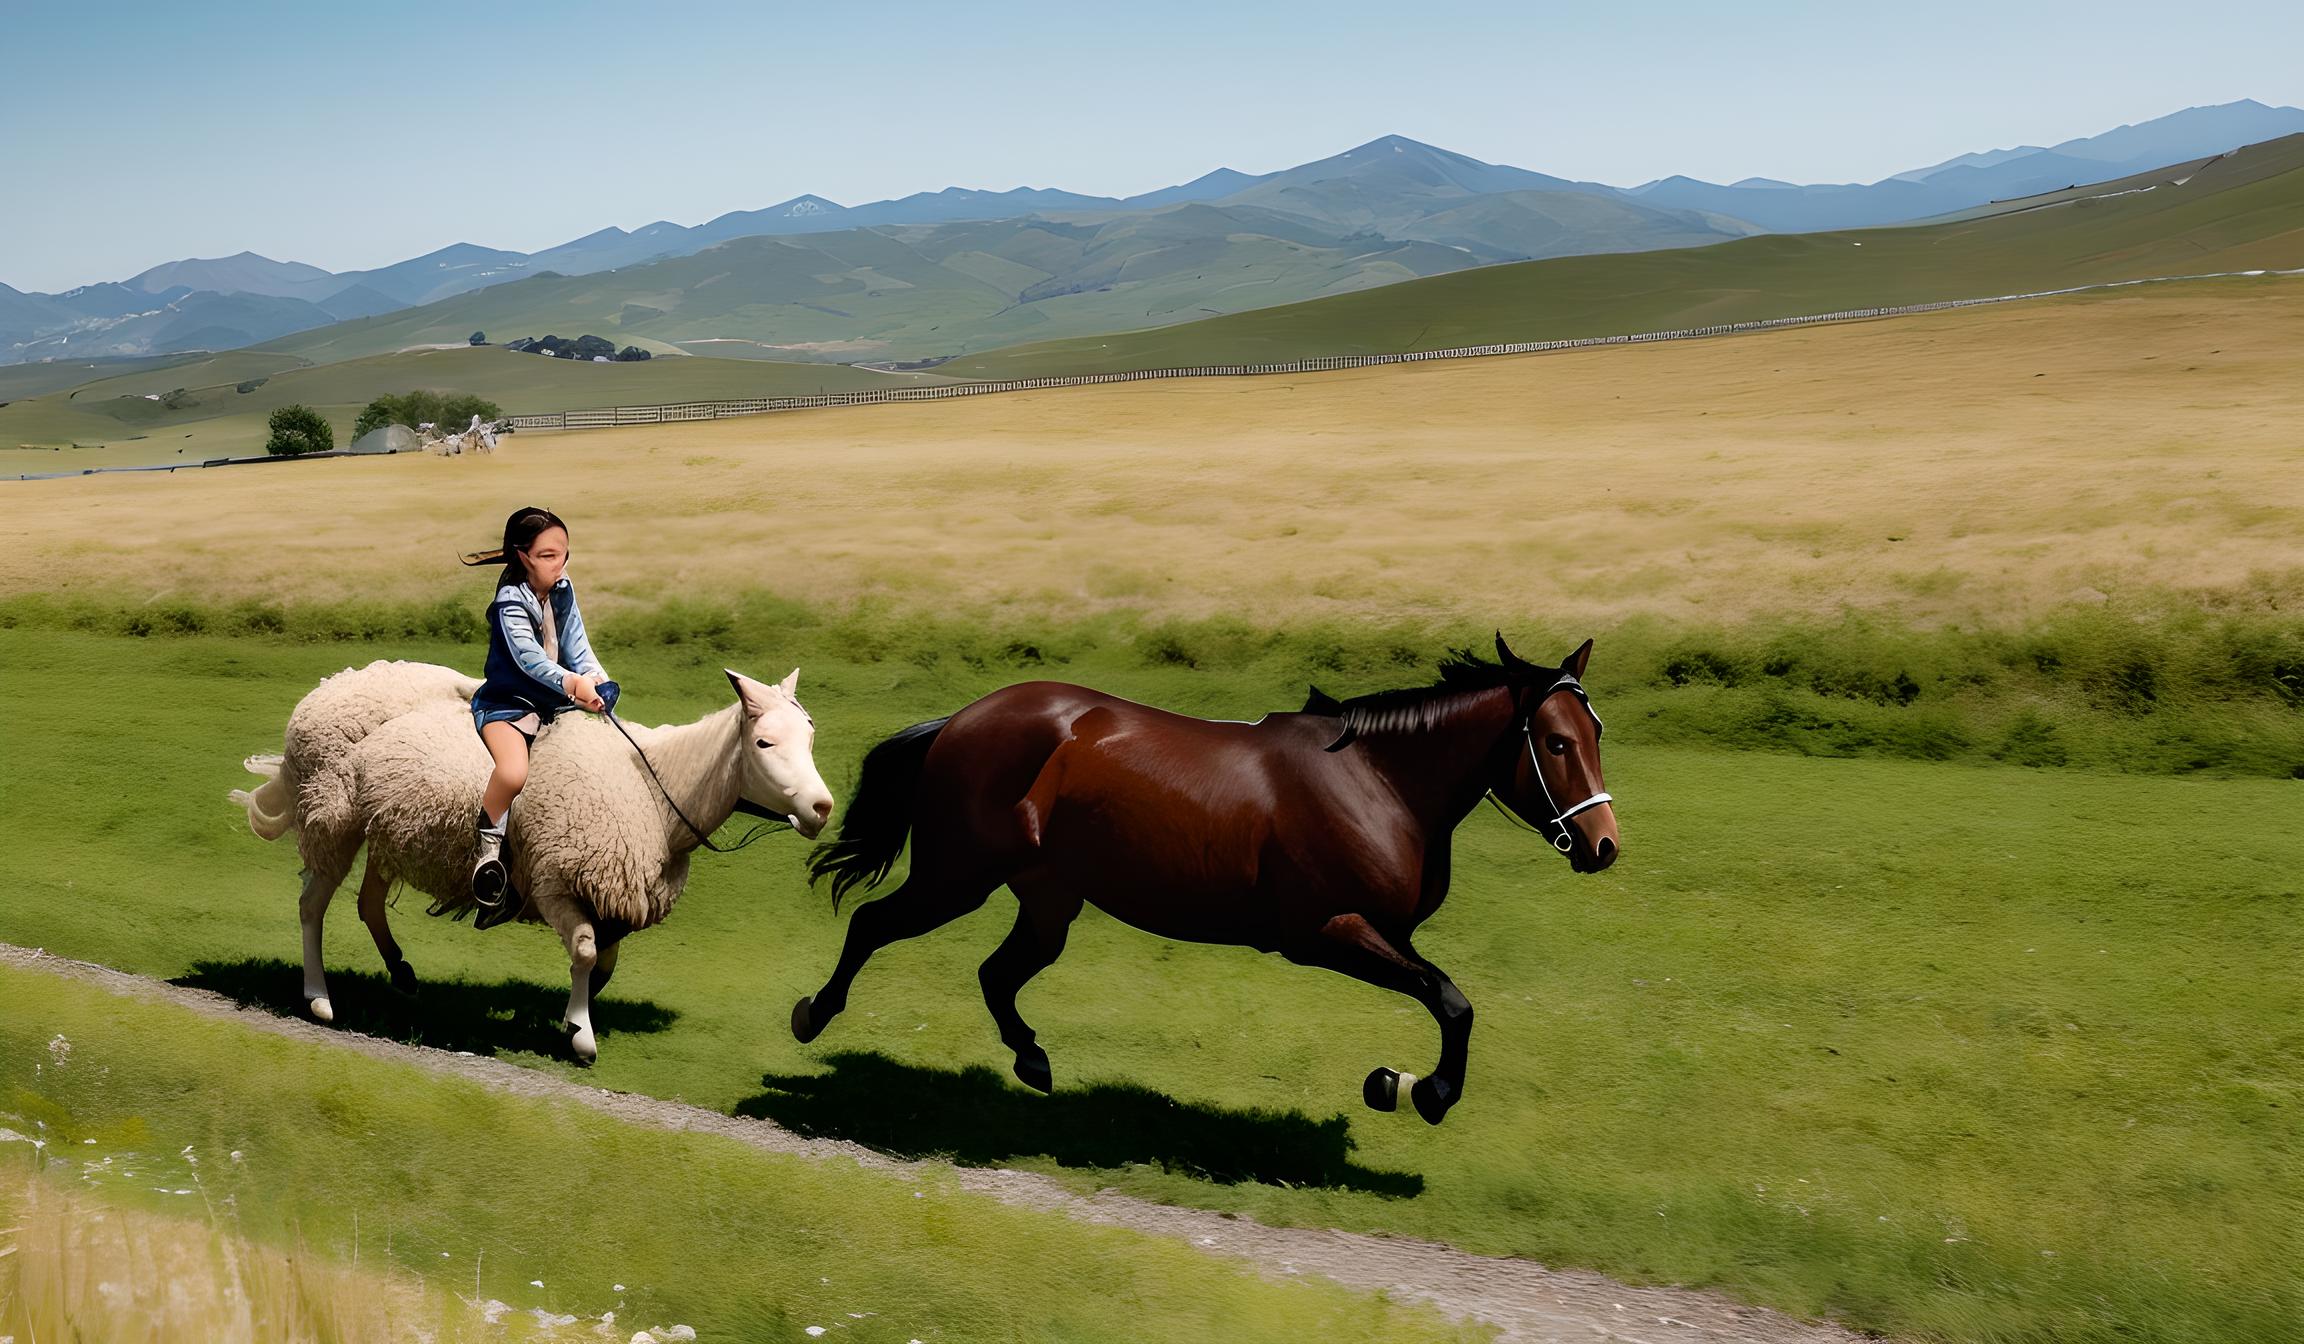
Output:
top-left (736, 1050), bottom-right (1424, 1197)
top-left (173, 957), bottom-right (678, 1058)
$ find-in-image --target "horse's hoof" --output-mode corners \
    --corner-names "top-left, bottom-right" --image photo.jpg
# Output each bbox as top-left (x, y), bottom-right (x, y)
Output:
top-left (1409, 1074), bottom-right (1453, 1126)
top-left (388, 961), bottom-right (418, 996)
top-left (1013, 1046), bottom-right (1053, 1094)
top-left (566, 1022), bottom-right (598, 1063)
top-left (1363, 1067), bottom-right (1405, 1112)
top-left (791, 996), bottom-right (822, 1044)
top-left (306, 995), bottom-right (334, 1024)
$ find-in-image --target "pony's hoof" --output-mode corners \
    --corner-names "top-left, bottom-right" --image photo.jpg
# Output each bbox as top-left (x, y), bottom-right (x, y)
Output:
top-left (306, 996), bottom-right (334, 1024)
top-left (791, 996), bottom-right (822, 1044)
top-left (1012, 1047), bottom-right (1053, 1095)
top-left (1364, 1067), bottom-right (1412, 1112)
top-left (1409, 1074), bottom-right (1453, 1126)
top-left (566, 1022), bottom-right (598, 1063)
top-left (388, 960), bottom-right (418, 997)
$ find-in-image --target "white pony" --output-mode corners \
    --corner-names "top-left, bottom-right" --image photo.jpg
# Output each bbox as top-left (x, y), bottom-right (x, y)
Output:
top-left (232, 662), bottom-right (833, 1059)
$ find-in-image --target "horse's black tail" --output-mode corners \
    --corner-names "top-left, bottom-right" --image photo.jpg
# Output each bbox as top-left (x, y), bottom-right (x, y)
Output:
top-left (806, 717), bottom-right (951, 909)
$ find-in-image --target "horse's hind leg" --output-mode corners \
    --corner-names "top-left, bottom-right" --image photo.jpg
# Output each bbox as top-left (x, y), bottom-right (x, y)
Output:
top-left (353, 851), bottom-right (416, 996)
top-left (792, 875), bottom-right (996, 1044)
top-left (1283, 914), bottom-right (1474, 1126)
top-left (978, 884), bottom-right (1084, 1093)
top-left (296, 850), bottom-right (356, 1023)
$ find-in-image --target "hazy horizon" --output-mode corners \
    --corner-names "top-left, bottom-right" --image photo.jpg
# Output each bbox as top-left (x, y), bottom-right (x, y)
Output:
top-left (4, 0), bottom-right (2301, 292)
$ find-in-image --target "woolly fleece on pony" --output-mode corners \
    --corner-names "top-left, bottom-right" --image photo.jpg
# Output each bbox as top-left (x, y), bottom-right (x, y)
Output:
top-left (231, 660), bottom-right (832, 1060)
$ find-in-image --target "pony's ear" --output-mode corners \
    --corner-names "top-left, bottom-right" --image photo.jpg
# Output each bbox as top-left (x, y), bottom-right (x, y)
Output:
top-left (780, 668), bottom-right (800, 697)
top-left (724, 668), bottom-right (771, 716)
top-left (1495, 631), bottom-right (1536, 673)
top-left (1564, 638), bottom-right (1594, 680)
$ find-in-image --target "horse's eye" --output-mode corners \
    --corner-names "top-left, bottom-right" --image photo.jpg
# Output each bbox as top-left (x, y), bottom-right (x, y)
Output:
top-left (1546, 736), bottom-right (1569, 756)
top-left (756, 739), bottom-right (774, 750)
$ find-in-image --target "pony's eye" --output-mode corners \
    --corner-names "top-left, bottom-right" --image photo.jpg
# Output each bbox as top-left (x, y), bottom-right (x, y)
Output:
top-left (1546, 736), bottom-right (1569, 756)
top-left (756, 739), bottom-right (774, 750)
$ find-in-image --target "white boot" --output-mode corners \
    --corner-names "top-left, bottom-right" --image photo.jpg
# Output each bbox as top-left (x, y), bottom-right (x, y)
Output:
top-left (471, 810), bottom-right (509, 908)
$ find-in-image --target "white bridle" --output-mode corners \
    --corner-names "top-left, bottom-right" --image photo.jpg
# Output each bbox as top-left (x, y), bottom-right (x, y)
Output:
top-left (1500, 673), bottom-right (1614, 854)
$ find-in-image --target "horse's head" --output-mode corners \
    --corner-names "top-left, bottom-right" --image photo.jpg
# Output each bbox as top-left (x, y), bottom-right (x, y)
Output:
top-left (725, 668), bottom-right (837, 839)
top-left (1492, 635), bottom-right (1619, 873)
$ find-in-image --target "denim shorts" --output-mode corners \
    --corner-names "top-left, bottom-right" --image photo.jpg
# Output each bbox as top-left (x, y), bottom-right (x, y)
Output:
top-left (471, 697), bottom-right (560, 741)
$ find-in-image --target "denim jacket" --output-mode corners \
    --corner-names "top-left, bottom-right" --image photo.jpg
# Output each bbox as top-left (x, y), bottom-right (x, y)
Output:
top-left (476, 576), bottom-right (606, 712)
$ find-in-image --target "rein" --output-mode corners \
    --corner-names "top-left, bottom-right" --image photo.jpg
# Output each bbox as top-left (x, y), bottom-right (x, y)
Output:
top-left (1488, 673), bottom-right (1614, 854)
top-left (602, 708), bottom-right (787, 854)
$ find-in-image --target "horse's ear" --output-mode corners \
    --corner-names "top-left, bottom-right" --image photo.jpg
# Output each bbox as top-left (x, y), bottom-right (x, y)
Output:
top-left (1495, 631), bottom-right (1535, 673)
top-left (724, 668), bottom-right (769, 715)
top-left (780, 668), bottom-right (800, 697)
top-left (1564, 638), bottom-right (1594, 680)
top-left (1301, 685), bottom-right (1344, 716)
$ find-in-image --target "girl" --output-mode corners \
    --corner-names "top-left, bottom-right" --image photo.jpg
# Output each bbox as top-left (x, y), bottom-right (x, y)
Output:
top-left (461, 506), bottom-right (617, 927)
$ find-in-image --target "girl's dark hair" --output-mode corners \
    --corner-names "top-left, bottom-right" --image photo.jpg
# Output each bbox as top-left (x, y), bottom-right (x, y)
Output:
top-left (460, 506), bottom-right (567, 586)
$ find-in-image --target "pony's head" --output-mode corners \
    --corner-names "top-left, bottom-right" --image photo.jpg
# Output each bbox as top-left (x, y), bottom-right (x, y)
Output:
top-left (1491, 635), bottom-right (1618, 873)
top-left (724, 668), bottom-right (836, 839)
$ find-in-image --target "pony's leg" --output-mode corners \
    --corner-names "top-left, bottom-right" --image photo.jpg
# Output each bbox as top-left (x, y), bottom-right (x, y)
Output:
top-left (297, 857), bottom-right (354, 1023)
top-left (353, 851), bottom-right (416, 995)
top-left (588, 934), bottom-right (622, 998)
top-left (792, 876), bottom-right (996, 1044)
top-left (1282, 914), bottom-right (1473, 1126)
top-left (977, 887), bottom-right (1085, 1093)
top-left (539, 894), bottom-right (601, 1062)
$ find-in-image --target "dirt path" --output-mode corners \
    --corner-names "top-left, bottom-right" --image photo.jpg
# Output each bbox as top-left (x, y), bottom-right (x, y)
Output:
top-left (2, 942), bottom-right (1870, 1344)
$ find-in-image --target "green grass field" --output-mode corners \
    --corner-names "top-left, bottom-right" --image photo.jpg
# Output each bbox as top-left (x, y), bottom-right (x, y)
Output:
top-left (2, 612), bottom-right (2296, 1343)
top-left (0, 346), bottom-right (946, 469)
top-left (0, 961), bottom-right (1476, 1343)
top-left (930, 135), bottom-right (2304, 379)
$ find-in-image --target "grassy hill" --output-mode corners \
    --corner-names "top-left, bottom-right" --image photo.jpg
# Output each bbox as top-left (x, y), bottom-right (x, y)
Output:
top-left (253, 208), bottom-right (1487, 367)
top-left (0, 347), bottom-right (935, 469)
top-left (930, 132), bottom-right (2304, 379)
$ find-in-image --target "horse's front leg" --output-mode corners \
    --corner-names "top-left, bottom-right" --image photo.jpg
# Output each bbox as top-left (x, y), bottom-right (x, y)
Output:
top-left (538, 893), bottom-right (600, 1062)
top-left (588, 934), bottom-right (621, 998)
top-left (1282, 913), bottom-right (1473, 1125)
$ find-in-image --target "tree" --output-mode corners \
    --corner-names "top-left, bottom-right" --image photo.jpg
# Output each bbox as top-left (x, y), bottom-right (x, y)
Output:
top-left (353, 391), bottom-right (504, 439)
top-left (266, 404), bottom-right (333, 456)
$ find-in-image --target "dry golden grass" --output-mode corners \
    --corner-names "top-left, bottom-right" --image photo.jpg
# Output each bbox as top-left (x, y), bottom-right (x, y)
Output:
top-left (0, 1174), bottom-right (510, 1343)
top-left (3, 278), bottom-right (2299, 626)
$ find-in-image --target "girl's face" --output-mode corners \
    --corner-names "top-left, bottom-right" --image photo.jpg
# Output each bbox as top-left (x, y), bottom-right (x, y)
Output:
top-left (519, 526), bottom-right (570, 589)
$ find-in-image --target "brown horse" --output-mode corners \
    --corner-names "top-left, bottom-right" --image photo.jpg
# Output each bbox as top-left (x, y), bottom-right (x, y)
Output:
top-left (795, 635), bottom-right (1619, 1124)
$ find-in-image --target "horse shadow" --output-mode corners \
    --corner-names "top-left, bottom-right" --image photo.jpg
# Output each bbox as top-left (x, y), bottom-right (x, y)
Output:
top-left (736, 1050), bottom-right (1424, 1197)
top-left (174, 957), bottom-right (678, 1058)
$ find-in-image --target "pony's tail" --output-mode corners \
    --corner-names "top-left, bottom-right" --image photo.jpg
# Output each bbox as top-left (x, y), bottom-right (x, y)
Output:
top-left (228, 754), bottom-right (298, 841)
top-left (806, 717), bottom-right (950, 909)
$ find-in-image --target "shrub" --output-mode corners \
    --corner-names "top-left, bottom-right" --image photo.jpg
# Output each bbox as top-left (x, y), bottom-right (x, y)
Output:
top-left (264, 405), bottom-right (332, 456)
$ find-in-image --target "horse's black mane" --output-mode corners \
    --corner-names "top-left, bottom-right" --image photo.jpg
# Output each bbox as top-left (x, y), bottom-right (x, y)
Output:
top-left (1301, 650), bottom-right (1532, 749)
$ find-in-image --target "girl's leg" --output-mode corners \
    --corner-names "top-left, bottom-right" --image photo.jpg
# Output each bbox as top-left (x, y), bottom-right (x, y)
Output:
top-left (479, 721), bottom-right (531, 825)
top-left (473, 722), bottom-right (531, 911)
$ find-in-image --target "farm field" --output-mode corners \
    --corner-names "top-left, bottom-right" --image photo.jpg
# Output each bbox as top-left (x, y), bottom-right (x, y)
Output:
top-left (1, 279), bottom-right (2298, 627)
top-left (0, 958), bottom-right (1478, 1343)
top-left (3, 274), bottom-right (2299, 1343)
top-left (1, 620), bottom-right (2299, 1343)
top-left (0, 345), bottom-right (947, 470)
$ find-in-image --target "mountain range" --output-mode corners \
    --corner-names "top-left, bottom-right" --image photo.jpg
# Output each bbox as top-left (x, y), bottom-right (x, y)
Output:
top-left (4, 99), bottom-right (2298, 369)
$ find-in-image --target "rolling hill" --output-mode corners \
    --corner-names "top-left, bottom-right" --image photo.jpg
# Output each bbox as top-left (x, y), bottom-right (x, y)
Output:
top-left (0, 345), bottom-right (940, 467)
top-left (928, 132), bottom-right (2304, 379)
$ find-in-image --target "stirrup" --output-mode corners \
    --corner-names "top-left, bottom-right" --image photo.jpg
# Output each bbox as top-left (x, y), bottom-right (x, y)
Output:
top-left (473, 881), bottom-right (523, 930)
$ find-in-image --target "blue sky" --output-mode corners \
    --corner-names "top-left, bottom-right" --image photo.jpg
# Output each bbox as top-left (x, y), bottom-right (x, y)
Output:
top-left (3, 0), bottom-right (2300, 292)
